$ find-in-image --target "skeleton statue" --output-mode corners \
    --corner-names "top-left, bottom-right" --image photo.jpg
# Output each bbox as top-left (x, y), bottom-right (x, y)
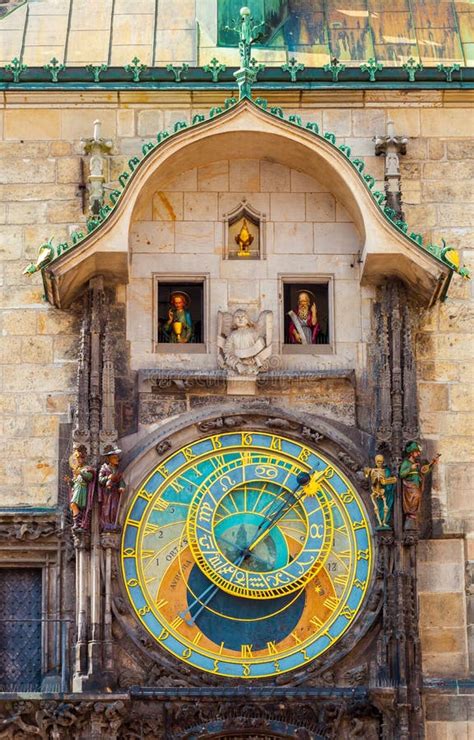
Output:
top-left (218, 308), bottom-right (272, 375)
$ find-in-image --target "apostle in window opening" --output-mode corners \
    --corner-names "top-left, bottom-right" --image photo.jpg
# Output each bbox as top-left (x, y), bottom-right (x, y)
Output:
top-left (288, 290), bottom-right (320, 344)
top-left (162, 291), bottom-right (194, 343)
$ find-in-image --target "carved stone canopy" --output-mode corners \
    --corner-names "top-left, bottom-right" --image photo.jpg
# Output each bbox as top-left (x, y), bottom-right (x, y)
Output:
top-left (222, 198), bottom-right (266, 259)
top-left (41, 99), bottom-right (452, 308)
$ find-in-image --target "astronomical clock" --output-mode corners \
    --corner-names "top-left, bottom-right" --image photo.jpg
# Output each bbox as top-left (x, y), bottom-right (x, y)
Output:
top-left (121, 430), bottom-right (373, 680)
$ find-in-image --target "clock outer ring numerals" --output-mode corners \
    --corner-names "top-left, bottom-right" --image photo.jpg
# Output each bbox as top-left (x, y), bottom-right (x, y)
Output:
top-left (187, 471), bottom-right (334, 599)
top-left (121, 431), bottom-right (374, 680)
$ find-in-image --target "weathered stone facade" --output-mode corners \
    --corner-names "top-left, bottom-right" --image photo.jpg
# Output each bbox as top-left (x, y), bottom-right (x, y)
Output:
top-left (0, 23), bottom-right (473, 738)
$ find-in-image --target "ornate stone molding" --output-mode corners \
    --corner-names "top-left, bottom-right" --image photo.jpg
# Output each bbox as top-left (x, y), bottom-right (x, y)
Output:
top-left (0, 514), bottom-right (58, 542)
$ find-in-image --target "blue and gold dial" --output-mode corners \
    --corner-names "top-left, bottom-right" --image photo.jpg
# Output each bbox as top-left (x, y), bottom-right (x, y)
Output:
top-left (121, 431), bottom-right (373, 679)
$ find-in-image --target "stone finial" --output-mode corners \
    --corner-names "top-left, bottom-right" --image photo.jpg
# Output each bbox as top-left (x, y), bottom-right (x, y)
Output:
top-left (225, 6), bottom-right (264, 99)
top-left (374, 119), bottom-right (408, 220)
top-left (81, 120), bottom-right (114, 215)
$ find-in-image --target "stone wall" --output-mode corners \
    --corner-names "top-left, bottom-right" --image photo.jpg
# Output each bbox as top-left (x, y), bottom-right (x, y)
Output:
top-left (0, 90), bottom-right (473, 705)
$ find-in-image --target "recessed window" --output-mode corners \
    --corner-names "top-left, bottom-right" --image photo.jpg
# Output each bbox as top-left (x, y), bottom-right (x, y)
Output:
top-left (157, 281), bottom-right (205, 346)
top-left (283, 282), bottom-right (330, 346)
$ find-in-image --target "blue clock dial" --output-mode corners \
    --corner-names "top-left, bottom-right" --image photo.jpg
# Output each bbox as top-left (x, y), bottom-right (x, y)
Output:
top-left (121, 431), bottom-right (373, 679)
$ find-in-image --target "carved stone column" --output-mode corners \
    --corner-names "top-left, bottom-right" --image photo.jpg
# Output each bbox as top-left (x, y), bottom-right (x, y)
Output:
top-left (372, 280), bottom-right (423, 739)
top-left (374, 120), bottom-right (408, 220)
top-left (101, 530), bottom-right (121, 684)
top-left (71, 277), bottom-right (119, 690)
top-left (72, 529), bottom-right (90, 683)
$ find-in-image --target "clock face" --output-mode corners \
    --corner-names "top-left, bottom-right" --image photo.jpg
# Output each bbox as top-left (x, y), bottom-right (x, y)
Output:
top-left (121, 431), bottom-right (373, 679)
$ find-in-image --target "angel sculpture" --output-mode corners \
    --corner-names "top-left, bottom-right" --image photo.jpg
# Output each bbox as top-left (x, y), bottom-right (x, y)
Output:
top-left (217, 308), bottom-right (273, 375)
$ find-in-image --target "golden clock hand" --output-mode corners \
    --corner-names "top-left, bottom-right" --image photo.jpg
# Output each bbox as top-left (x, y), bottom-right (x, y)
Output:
top-left (244, 472), bottom-right (311, 555)
top-left (216, 533), bottom-right (271, 569)
top-left (180, 551), bottom-right (247, 626)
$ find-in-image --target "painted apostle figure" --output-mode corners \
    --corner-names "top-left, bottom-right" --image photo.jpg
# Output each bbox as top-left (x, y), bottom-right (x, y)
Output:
top-left (288, 291), bottom-right (320, 344)
top-left (162, 291), bottom-right (193, 344)
top-left (364, 454), bottom-right (397, 529)
top-left (399, 441), bottom-right (440, 525)
top-left (67, 445), bottom-right (95, 530)
top-left (99, 445), bottom-right (126, 531)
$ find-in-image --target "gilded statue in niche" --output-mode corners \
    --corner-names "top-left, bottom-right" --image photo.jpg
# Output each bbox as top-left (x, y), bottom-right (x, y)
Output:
top-left (218, 308), bottom-right (272, 375)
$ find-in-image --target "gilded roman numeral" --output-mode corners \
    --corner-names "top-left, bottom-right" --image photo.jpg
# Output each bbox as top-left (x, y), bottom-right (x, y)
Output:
top-left (169, 479), bottom-right (184, 494)
top-left (170, 616), bottom-right (183, 630)
top-left (267, 641), bottom-right (278, 655)
top-left (323, 596), bottom-right (339, 610)
top-left (144, 523), bottom-right (160, 536)
top-left (241, 644), bottom-right (253, 658)
top-left (155, 598), bottom-right (168, 610)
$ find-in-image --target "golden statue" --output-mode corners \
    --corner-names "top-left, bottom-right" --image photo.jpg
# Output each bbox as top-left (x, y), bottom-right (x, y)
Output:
top-left (235, 218), bottom-right (254, 257)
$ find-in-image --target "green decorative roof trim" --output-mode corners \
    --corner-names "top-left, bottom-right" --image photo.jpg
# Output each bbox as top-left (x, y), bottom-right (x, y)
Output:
top-left (1, 62), bottom-right (472, 89)
top-left (23, 97), bottom-right (470, 282)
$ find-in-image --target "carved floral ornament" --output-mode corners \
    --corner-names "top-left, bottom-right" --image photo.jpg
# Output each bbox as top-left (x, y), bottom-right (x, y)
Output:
top-left (22, 97), bottom-right (469, 308)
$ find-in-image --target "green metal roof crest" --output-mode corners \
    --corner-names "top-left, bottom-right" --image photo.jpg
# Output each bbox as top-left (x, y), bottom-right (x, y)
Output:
top-left (24, 94), bottom-right (470, 283)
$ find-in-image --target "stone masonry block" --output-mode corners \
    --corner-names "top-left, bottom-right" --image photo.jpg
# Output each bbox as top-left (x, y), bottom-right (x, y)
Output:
top-left (421, 109), bottom-right (474, 138)
top-left (137, 110), bottom-right (164, 136)
top-left (260, 161), bottom-right (290, 193)
top-left (0, 158), bottom-right (56, 184)
top-left (130, 221), bottom-right (175, 253)
top-left (306, 192), bottom-right (336, 222)
top-left (273, 222), bottom-right (313, 254)
top-left (229, 159), bottom-right (260, 192)
top-left (152, 192), bottom-right (184, 221)
top-left (270, 193), bottom-right (305, 221)
top-left (322, 109), bottom-right (352, 136)
top-left (450, 384), bottom-right (474, 412)
top-left (198, 161), bottom-right (229, 192)
top-left (174, 221), bottom-right (215, 252)
top-left (418, 382), bottom-right (449, 411)
top-left (4, 110), bottom-right (61, 141)
top-left (183, 193), bottom-right (217, 221)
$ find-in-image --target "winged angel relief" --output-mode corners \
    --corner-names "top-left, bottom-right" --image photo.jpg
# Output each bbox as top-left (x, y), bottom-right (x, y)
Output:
top-left (217, 309), bottom-right (273, 375)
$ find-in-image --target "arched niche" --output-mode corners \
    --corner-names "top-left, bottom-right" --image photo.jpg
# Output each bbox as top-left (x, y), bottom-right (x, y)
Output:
top-left (223, 198), bottom-right (266, 260)
top-left (43, 99), bottom-right (450, 308)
